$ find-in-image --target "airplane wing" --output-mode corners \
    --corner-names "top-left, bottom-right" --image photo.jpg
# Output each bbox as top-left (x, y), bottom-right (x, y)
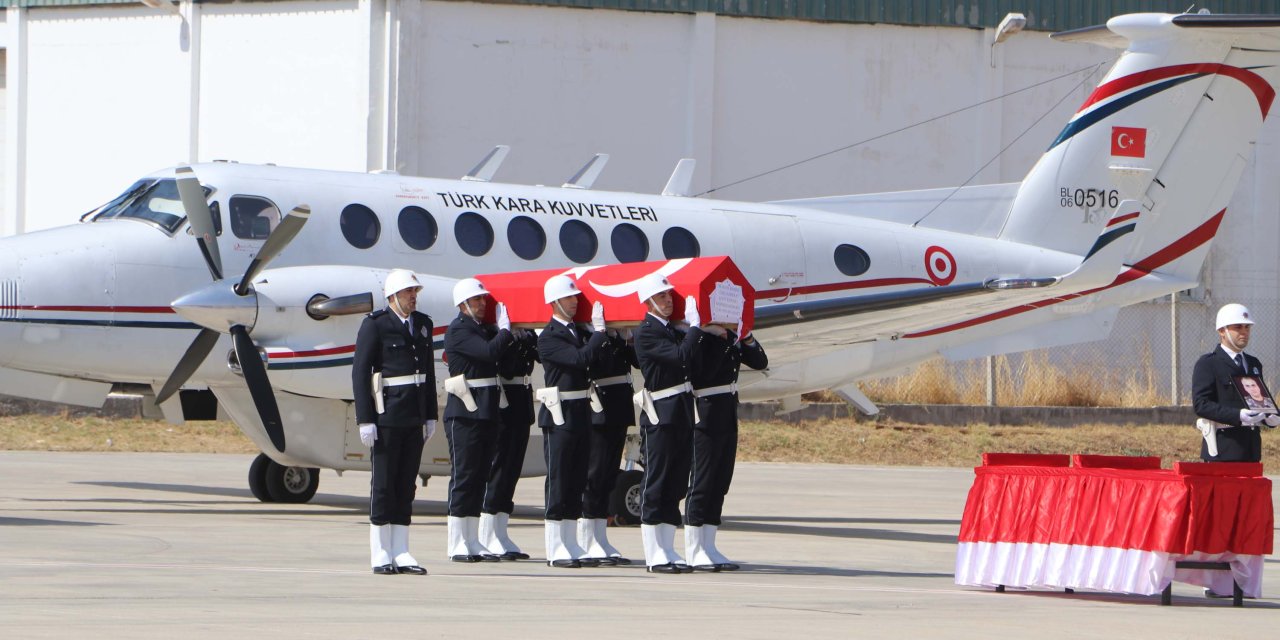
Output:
top-left (754, 200), bottom-right (1145, 364)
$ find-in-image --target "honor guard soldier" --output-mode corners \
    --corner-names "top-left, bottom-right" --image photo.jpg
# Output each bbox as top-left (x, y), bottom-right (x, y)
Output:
top-left (685, 326), bottom-right (767, 571)
top-left (1192, 303), bottom-right (1279, 463)
top-left (632, 274), bottom-right (724, 573)
top-left (443, 277), bottom-right (515, 562)
top-left (478, 328), bottom-right (539, 560)
top-left (579, 329), bottom-right (638, 566)
top-left (536, 275), bottom-right (609, 568)
top-left (352, 269), bottom-right (436, 575)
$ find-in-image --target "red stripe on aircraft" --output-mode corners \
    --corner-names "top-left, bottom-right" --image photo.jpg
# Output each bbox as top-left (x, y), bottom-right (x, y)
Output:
top-left (268, 345), bottom-right (356, 359)
top-left (757, 277), bottom-right (934, 299)
top-left (1078, 64), bottom-right (1274, 118)
top-left (0, 305), bottom-right (175, 313)
top-left (904, 209), bottom-right (1226, 339)
top-left (1107, 212), bottom-right (1140, 227)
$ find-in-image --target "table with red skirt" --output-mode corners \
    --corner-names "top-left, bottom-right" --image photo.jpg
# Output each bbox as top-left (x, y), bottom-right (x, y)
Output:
top-left (955, 453), bottom-right (1273, 597)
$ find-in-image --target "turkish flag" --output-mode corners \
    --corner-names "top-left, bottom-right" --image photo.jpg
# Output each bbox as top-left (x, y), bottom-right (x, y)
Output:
top-left (1111, 126), bottom-right (1146, 158)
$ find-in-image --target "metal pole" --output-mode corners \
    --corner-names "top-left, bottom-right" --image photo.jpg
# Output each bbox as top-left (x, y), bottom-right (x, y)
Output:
top-left (986, 355), bottom-right (996, 406)
top-left (1170, 292), bottom-right (1179, 405)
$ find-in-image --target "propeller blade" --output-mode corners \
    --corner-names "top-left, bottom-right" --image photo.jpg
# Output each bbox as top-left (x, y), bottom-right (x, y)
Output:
top-left (231, 324), bottom-right (286, 452)
top-left (234, 205), bottom-right (311, 296)
top-left (175, 166), bottom-right (224, 281)
top-left (154, 327), bottom-right (221, 405)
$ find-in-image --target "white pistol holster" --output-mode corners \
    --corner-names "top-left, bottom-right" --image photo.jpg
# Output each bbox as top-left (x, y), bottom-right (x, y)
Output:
top-left (632, 389), bottom-right (658, 424)
top-left (445, 374), bottom-right (478, 412)
top-left (535, 387), bottom-right (566, 425)
top-left (588, 386), bottom-right (603, 414)
top-left (1196, 418), bottom-right (1224, 458)
top-left (371, 372), bottom-right (385, 414)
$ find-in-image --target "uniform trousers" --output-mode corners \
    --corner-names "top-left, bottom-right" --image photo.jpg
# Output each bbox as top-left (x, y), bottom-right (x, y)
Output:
top-left (640, 402), bottom-right (693, 526)
top-left (686, 397), bottom-right (738, 526)
top-left (369, 425), bottom-right (426, 526)
top-left (583, 421), bottom-right (629, 519)
top-left (445, 416), bottom-right (497, 517)
top-left (543, 403), bottom-right (592, 521)
top-left (482, 386), bottom-right (532, 515)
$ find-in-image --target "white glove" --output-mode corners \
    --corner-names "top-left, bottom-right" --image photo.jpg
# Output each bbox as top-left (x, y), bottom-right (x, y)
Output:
top-left (1264, 414), bottom-right (1280, 428)
top-left (735, 320), bottom-right (744, 343)
top-left (591, 301), bottom-right (606, 332)
top-left (1239, 409), bottom-right (1265, 426)
top-left (685, 295), bottom-right (701, 327)
top-left (424, 419), bottom-right (438, 440)
top-left (496, 302), bottom-right (511, 332)
top-left (359, 423), bottom-right (377, 448)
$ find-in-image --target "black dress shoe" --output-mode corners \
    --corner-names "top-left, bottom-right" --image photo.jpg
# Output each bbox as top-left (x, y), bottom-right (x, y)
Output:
top-left (715, 562), bottom-right (741, 572)
top-left (548, 559), bottom-right (582, 568)
top-left (395, 565), bottom-right (428, 575)
top-left (372, 564), bottom-right (397, 575)
top-left (577, 558), bottom-right (601, 567)
top-left (451, 554), bottom-right (480, 563)
top-left (500, 551), bottom-right (530, 561)
top-left (691, 564), bottom-right (721, 572)
top-left (479, 554), bottom-right (502, 563)
top-left (611, 556), bottom-right (632, 566)
top-left (591, 557), bottom-right (618, 566)
top-left (646, 563), bottom-right (681, 574)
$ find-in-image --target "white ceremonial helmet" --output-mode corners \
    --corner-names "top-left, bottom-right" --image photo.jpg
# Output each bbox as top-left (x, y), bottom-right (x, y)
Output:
top-left (452, 277), bottom-right (488, 307)
top-left (543, 275), bottom-right (581, 304)
top-left (383, 269), bottom-right (422, 299)
top-left (636, 273), bottom-right (674, 303)
top-left (1216, 303), bottom-right (1255, 330)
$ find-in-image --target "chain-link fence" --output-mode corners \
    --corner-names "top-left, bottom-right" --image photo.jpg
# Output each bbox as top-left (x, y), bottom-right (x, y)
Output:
top-left (860, 297), bottom-right (1280, 407)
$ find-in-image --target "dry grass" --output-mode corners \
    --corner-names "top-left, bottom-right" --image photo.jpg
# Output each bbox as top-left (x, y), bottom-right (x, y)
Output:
top-left (857, 352), bottom-right (1167, 408)
top-left (739, 418), bottom-right (1280, 470)
top-left (0, 415), bottom-right (257, 453)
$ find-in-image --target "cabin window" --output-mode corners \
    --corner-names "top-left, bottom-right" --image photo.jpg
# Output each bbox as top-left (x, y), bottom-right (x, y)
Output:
top-left (507, 216), bottom-right (546, 260)
top-left (834, 244), bottom-right (871, 276)
top-left (88, 179), bottom-right (191, 234)
top-left (455, 212), bottom-right (494, 256)
top-left (230, 196), bottom-right (281, 240)
top-left (560, 220), bottom-right (597, 264)
top-left (340, 204), bottom-right (381, 249)
top-left (662, 227), bottom-right (700, 259)
top-left (611, 223), bottom-right (648, 263)
top-left (398, 206), bottom-right (438, 250)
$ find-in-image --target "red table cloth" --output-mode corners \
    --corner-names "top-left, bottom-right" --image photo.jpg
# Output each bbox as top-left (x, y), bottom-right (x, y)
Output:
top-left (955, 459), bottom-right (1273, 596)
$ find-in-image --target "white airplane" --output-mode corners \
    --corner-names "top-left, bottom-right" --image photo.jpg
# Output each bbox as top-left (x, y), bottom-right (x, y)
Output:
top-left (0, 12), bottom-right (1276, 515)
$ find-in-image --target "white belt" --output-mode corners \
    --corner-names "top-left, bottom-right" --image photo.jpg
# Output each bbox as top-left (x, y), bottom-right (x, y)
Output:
top-left (465, 377), bottom-right (500, 388)
top-left (500, 375), bottom-right (532, 387)
top-left (649, 382), bottom-right (692, 401)
top-left (559, 389), bottom-right (592, 401)
top-left (693, 383), bottom-right (738, 398)
top-left (594, 374), bottom-right (633, 387)
top-left (384, 373), bottom-right (428, 387)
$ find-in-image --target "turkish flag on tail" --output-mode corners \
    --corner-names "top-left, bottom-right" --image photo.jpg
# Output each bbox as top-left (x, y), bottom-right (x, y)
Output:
top-left (1110, 126), bottom-right (1146, 158)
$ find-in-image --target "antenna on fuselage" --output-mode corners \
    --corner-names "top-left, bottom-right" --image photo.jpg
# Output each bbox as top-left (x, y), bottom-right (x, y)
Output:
top-left (562, 154), bottom-right (609, 189)
top-left (661, 159), bottom-right (696, 197)
top-left (462, 145), bottom-right (510, 182)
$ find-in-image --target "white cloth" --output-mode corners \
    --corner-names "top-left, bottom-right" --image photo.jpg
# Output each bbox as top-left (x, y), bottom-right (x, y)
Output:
top-left (359, 423), bottom-right (377, 447)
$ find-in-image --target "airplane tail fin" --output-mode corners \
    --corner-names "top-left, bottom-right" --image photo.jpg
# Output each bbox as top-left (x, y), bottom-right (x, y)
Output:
top-left (999, 13), bottom-right (1280, 281)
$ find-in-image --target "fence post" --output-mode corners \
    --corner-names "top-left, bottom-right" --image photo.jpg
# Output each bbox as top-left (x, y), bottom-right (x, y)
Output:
top-left (986, 355), bottom-right (997, 406)
top-left (1170, 292), bottom-right (1180, 405)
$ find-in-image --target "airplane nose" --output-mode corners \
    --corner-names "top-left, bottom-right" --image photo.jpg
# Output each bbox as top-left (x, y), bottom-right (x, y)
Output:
top-left (171, 282), bottom-right (258, 332)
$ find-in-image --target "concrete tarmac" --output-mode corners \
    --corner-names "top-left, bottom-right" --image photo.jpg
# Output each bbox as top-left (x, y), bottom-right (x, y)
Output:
top-left (1, 451), bottom-right (1276, 638)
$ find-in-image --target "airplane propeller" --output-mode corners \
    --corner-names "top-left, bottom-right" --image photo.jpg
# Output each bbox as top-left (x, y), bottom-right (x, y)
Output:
top-left (156, 166), bottom-right (309, 454)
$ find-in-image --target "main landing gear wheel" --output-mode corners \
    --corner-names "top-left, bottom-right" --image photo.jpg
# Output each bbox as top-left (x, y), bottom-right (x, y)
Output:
top-left (609, 469), bottom-right (644, 526)
top-left (249, 452), bottom-right (320, 503)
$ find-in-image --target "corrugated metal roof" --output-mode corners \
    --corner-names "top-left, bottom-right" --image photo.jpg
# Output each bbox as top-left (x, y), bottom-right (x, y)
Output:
top-left (6, 0), bottom-right (1280, 34)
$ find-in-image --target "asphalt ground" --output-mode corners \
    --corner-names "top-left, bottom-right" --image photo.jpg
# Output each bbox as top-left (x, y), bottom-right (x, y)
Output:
top-left (1, 451), bottom-right (1277, 638)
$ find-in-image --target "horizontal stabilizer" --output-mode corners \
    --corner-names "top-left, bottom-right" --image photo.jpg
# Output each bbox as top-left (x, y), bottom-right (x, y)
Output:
top-left (1057, 199), bottom-right (1142, 289)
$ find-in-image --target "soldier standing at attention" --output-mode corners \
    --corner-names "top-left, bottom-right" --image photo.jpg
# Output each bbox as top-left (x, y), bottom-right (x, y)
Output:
top-left (631, 273), bottom-right (724, 573)
top-left (579, 328), bottom-right (638, 565)
top-left (536, 275), bottom-right (609, 568)
top-left (443, 278), bottom-right (514, 562)
top-left (478, 328), bottom-right (539, 560)
top-left (353, 269), bottom-right (436, 576)
top-left (685, 325), bottom-right (767, 571)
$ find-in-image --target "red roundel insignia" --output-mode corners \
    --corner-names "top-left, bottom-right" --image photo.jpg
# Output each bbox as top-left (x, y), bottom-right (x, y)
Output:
top-left (924, 245), bottom-right (956, 285)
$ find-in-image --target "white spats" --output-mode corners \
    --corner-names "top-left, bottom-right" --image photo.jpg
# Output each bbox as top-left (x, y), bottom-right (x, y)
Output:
top-left (703, 524), bottom-right (732, 565)
top-left (446, 516), bottom-right (468, 558)
top-left (545, 519), bottom-right (588, 561)
top-left (642, 523), bottom-right (683, 566)
top-left (684, 525), bottom-right (715, 567)
top-left (370, 524), bottom-right (392, 568)
top-left (463, 516), bottom-right (488, 556)
top-left (389, 524), bottom-right (419, 568)
top-left (480, 512), bottom-right (522, 555)
top-left (579, 518), bottom-right (622, 559)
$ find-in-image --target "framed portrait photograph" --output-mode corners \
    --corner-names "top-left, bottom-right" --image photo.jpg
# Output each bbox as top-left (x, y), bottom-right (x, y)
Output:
top-left (1233, 375), bottom-right (1278, 414)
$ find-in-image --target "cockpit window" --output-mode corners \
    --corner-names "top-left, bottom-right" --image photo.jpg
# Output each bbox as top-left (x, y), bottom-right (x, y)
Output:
top-left (88, 179), bottom-right (190, 234)
top-left (229, 196), bottom-right (281, 240)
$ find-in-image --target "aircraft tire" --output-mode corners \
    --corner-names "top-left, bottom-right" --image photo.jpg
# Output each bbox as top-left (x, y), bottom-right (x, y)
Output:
top-left (248, 453), bottom-right (275, 503)
top-left (264, 461), bottom-right (320, 504)
top-left (608, 469), bottom-right (645, 526)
